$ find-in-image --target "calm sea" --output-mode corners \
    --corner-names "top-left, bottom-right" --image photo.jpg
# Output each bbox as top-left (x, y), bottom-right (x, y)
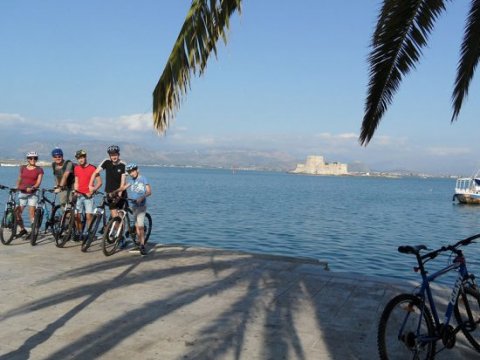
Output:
top-left (2, 165), bottom-right (480, 283)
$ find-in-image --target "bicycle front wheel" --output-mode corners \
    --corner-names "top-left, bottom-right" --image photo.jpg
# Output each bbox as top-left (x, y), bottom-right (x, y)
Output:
top-left (378, 294), bottom-right (436, 360)
top-left (0, 208), bottom-right (17, 245)
top-left (30, 208), bottom-right (43, 246)
top-left (82, 215), bottom-right (100, 252)
top-left (102, 217), bottom-right (123, 256)
top-left (55, 210), bottom-right (72, 248)
top-left (48, 205), bottom-right (62, 238)
top-left (455, 284), bottom-right (480, 351)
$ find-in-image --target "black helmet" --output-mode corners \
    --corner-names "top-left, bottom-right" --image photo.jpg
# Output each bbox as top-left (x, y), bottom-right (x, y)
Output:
top-left (107, 145), bottom-right (120, 154)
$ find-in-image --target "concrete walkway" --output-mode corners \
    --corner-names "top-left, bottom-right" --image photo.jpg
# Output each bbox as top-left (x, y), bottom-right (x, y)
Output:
top-left (0, 234), bottom-right (478, 359)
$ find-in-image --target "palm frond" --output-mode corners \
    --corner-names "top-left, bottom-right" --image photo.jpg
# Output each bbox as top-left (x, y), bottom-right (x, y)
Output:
top-left (360, 0), bottom-right (448, 145)
top-left (452, 0), bottom-right (480, 121)
top-left (152, 0), bottom-right (241, 133)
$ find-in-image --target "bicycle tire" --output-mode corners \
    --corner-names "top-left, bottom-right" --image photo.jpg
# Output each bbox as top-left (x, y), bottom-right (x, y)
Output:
top-left (144, 213), bottom-right (152, 244)
top-left (378, 293), bottom-right (436, 360)
top-left (30, 208), bottom-right (43, 246)
top-left (130, 212), bottom-right (152, 246)
top-left (102, 216), bottom-right (123, 256)
top-left (55, 209), bottom-right (72, 248)
top-left (0, 208), bottom-right (16, 245)
top-left (454, 284), bottom-right (480, 351)
top-left (82, 215), bottom-right (101, 252)
top-left (49, 205), bottom-right (62, 238)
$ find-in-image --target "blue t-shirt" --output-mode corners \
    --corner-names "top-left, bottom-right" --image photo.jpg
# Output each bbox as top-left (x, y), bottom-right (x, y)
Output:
top-left (128, 175), bottom-right (149, 208)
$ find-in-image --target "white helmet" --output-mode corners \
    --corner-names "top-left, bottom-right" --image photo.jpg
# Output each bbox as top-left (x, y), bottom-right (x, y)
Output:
top-left (26, 151), bottom-right (38, 158)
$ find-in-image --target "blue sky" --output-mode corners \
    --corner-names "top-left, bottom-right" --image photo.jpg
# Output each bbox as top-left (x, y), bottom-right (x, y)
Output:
top-left (1, 1), bottom-right (479, 174)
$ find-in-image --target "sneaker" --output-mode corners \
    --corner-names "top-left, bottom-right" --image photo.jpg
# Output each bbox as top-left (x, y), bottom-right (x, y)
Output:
top-left (16, 229), bottom-right (28, 238)
top-left (140, 245), bottom-right (147, 256)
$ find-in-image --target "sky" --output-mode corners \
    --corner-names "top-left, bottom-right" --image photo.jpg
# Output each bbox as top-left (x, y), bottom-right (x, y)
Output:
top-left (1, 0), bottom-right (480, 175)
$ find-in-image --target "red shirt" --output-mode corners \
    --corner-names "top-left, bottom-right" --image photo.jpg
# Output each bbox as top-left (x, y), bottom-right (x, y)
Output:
top-left (18, 166), bottom-right (44, 192)
top-left (74, 164), bottom-right (96, 194)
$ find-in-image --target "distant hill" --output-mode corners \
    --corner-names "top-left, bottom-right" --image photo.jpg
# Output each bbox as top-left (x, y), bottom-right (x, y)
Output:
top-left (0, 141), bottom-right (300, 171)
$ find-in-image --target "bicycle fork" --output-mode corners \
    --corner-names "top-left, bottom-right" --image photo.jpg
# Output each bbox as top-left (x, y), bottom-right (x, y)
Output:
top-left (109, 211), bottom-right (126, 240)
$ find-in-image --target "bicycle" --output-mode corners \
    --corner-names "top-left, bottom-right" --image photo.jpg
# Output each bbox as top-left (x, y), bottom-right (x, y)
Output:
top-left (30, 188), bottom-right (62, 246)
top-left (54, 195), bottom-right (86, 248)
top-left (102, 199), bottom-right (152, 256)
top-left (378, 233), bottom-right (480, 359)
top-left (0, 185), bottom-right (18, 245)
top-left (81, 192), bottom-right (108, 253)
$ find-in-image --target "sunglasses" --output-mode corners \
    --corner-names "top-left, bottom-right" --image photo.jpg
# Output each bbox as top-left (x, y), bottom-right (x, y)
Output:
top-left (27, 157), bottom-right (38, 160)
top-left (53, 155), bottom-right (63, 158)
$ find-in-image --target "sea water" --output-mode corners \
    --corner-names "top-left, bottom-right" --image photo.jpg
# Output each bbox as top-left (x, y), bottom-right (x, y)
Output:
top-left (1, 165), bottom-right (479, 282)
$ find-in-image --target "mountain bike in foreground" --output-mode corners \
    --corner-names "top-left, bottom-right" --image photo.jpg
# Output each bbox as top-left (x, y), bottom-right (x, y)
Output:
top-left (102, 199), bottom-right (152, 256)
top-left (0, 185), bottom-right (18, 245)
top-left (81, 192), bottom-right (108, 252)
top-left (30, 188), bottom-right (61, 246)
top-left (378, 234), bottom-right (480, 359)
top-left (54, 195), bottom-right (85, 248)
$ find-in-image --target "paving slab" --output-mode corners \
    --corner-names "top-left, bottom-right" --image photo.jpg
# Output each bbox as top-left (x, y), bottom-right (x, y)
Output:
top-left (0, 235), bottom-right (478, 359)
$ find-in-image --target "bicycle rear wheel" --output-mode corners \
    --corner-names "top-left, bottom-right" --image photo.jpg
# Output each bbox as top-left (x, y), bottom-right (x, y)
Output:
top-left (30, 208), bottom-right (43, 246)
top-left (455, 284), bottom-right (480, 351)
top-left (0, 208), bottom-right (17, 245)
top-left (144, 213), bottom-right (152, 244)
top-left (102, 217), bottom-right (123, 256)
top-left (378, 294), bottom-right (435, 360)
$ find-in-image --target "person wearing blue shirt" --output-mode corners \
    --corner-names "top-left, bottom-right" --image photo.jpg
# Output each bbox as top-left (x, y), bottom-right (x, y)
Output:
top-left (123, 163), bottom-right (151, 255)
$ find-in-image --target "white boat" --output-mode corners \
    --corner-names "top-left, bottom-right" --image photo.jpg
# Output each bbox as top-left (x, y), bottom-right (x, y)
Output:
top-left (453, 172), bottom-right (480, 204)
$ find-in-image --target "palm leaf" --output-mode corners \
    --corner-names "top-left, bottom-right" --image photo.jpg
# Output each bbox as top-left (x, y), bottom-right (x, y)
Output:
top-left (452, 0), bottom-right (480, 121)
top-left (152, 0), bottom-right (241, 134)
top-left (360, 0), bottom-right (448, 145)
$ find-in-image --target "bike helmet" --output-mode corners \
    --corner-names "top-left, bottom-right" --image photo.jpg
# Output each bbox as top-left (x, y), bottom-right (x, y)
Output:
top-left (26, 151), bottom-right (38, 158)
top-left (75, 149), bottom-right (87, 158)
top-left (51, 147), bottom-right (63, 157)
top-left (126, 163), bottom-right (138, 172)
top-left (107, 145), bottom-right (120, 154)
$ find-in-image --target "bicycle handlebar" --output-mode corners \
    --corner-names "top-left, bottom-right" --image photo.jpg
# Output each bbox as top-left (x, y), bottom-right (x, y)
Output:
top-left (398, 233), bottom-right (480, 261)
top-left (41, 188), bottom-right (56, 194)
top-left (0, 185), bottom-right (17, 192)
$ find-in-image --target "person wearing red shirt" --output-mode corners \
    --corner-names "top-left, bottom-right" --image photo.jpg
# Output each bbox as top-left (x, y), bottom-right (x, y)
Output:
top-left (73, 150), bottom-right (102, 237)
top-left (15, 151), bottom-right (44, 238)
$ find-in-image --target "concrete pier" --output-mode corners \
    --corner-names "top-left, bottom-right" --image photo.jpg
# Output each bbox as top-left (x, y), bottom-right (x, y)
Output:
top-left (0, 235), bottom-right (477, 359)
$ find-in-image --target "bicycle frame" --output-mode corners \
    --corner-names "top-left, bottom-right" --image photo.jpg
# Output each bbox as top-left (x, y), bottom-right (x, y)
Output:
top-left (36, 189), bottom-right (57, 230)
top-left (2, 188), bottom-right (17, 214)
top-left (411, 252), bottom-right (474, 345)
top-left (92, 193), bottom-right (107, 222)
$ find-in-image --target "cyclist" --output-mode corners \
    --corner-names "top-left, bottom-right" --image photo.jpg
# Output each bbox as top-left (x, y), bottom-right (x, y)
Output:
top-left (73, 149), bottom-right (102, 239)
top-left (51, 147), bottom-right (75, 206)
top-left (15, 151), bottom-right (44, 238)
top-left (122, 163), bottom-right (151, 255)
top-left (89, 145), bottom-right (127, 219)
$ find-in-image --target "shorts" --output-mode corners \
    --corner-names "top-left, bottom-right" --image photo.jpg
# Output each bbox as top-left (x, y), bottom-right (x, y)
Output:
top-left (76, 195), bottom-right (95, 214)
top-left (59, 189), bottom-right (73, 206)
top-left (131, 206), bottom-right (146, 227)
top-left (18, 192), bottom-right (39, 207)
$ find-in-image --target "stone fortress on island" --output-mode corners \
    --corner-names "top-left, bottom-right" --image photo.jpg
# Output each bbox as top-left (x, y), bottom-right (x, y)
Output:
top-left (291, 155), bottom-right (348, 175)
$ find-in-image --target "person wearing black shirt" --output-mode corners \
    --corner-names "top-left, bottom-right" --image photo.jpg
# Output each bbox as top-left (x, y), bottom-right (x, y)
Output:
top-left (89, 145), bottom-right (126, 218)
